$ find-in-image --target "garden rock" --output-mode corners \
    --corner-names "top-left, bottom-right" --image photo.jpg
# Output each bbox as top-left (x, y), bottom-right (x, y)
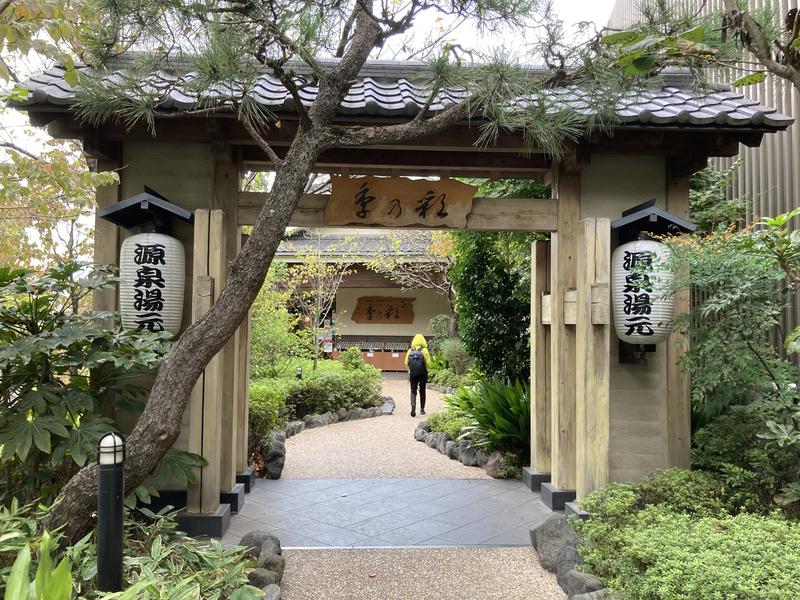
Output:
top-left (284, 420), bottom-right (304, 437)
top-left (337, 407), bottom-right (348, 421)
top-left (484, 451), bottom-right (504, 478)
top-left (264, 441), bottom-right (286, 479)
top-left (347, 409), bottom-right (362, 421)
top-left (460, 444), bottom-right (479, 467)
top-left (380, 396), bottom-right (395, 414)
top-left (258, 551), bottom-right (286, 580)
top-left (570, 590), bottom-right (614, 600)
top-left (476, 450), bottom-right (490, 468)
top-left (239, 531), bottom-right (282, 558)
top-left (327, 411), bottom-right (339, 423)
top-left (419, 420), bottom-right (431, 433)
top-left (557, 569), bottom-right (604, 596)
top-left (414, 427), bottom-right (426, 442)
top-left (271, 431), bottom-right (286, 443)
top-left (248, 568), bottom-right (280, 588)
top-left (426, 432), bottom-right (443, 449)
top-left (532, 514), bottom-right (580, 575)
top-left (446, 440), bottom-right (461, 460)
top-left (262, 584), bottom-right (282, 600)
top-left (437, 434), bottom-right (449, 454)
top-left (303, 414), bottom-right (330, 428)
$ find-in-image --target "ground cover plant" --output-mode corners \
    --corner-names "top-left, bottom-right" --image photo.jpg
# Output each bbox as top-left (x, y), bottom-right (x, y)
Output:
top-left (1, 500), bottom-right (261, 599)
top-left (575, 469), bottom-right (800, 599)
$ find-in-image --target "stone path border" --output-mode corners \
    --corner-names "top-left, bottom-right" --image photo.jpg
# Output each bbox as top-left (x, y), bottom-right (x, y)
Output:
top-left (413, 420), bottom-right (492, 470)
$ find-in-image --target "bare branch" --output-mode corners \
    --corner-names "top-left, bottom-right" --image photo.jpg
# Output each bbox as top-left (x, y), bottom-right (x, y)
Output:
top-left (240, 115), bottom-right (284, 167)
top-left (0, 142), bottom-right (39, 160)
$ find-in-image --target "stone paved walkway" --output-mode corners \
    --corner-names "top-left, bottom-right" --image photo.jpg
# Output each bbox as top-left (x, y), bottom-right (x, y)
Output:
top-left (222, 477), bottom-right (551, 548)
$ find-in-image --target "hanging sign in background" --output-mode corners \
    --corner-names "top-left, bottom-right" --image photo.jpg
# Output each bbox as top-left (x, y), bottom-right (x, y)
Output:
top-left (325, 176), bottom-right (476, 228)
top-left (352, 296), bottom-right (415, 324)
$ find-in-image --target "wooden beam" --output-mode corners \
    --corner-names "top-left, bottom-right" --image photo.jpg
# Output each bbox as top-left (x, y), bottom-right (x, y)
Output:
top-left (550, 170), bottom-right (579, 492)
top-left (666, 172), bottom-right (692, 469)
top-left (239, 192), bottom-right (559, 232)
top-left (576, 218), bottom-right (611, 500)
top-left (530, 240), bottom-right (551, 474)
top-left (235, 312), bottom-right (251, 474)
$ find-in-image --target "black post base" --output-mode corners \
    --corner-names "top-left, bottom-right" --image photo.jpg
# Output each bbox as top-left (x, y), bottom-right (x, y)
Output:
top-left (175, 504), bottom-right (231, 538)
top-left (541, 483), bottom-right (576, 510)
top-left (522, 468), bottom-right (551, 492)
top-left (236, 467), bottom-right (257, 493)
top-left (564, 501), bottom-right (590, 521)
top-left (220, 483), bottom-right (245, 513)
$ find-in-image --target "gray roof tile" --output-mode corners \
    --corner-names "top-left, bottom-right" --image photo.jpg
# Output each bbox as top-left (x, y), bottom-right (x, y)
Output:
top-left (14, 62), bottom-right (794, 130)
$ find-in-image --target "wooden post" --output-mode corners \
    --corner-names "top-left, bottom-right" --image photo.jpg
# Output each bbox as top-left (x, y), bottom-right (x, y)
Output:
top-left (530, 240), bottom-right (551, 473)
top-left (235, 312), bottom-right (251, 473)
top-left (576, 218), bottom-right (611, 499)
top-left (187, 210), bottom-right (211, 513)
top-left (93, 160), bottom-right (120, 313)
top-left (549, 171), bottom-right (579, 494)
top-left (666, 173), bottom-right (691, 468)
top-left (213, 161), bottom-right (240, 492)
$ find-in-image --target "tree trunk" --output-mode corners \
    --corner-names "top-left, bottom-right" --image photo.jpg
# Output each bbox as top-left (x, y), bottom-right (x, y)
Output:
top-left (46, 131), bottom-right (327, 543)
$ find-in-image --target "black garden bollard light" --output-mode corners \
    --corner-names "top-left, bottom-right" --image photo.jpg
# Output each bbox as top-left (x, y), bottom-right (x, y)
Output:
top-left (96, 432), bottom-right (125, 592)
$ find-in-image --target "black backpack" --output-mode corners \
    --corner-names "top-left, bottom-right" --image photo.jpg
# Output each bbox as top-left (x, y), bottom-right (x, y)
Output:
top-left (408, 348), bottom-right (427, 378)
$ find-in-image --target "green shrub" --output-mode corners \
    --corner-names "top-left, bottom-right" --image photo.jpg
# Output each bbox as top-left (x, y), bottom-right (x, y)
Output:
top-left (496, 452), bottom-right (523, 479)
top-left (439, 337), bottom-right (473, 375)
top-left (636, 468), bottom-right (737, 517)
top-left (432, 368), bottom-right (465, 389)
top-left (285, 367), bottom-right (382, 418)
top-left (577, 506), bottom-right (800, 599)
top-left (445, 379), bottom-right (530, 462)
top-left (427, 410), bottom-right (473, 441)
top-left (337, 347), bottom-right (367, 371)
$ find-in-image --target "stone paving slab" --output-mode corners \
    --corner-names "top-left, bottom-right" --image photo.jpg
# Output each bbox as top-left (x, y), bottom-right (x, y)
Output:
top-left (221, 478), bottom-right (551, 548)
top-left (279, 547), bottom-right (566, 600)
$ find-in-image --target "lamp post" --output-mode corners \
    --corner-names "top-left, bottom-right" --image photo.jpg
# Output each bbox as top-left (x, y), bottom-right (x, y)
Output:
top-left (97, 432), bottom-right (125, 592)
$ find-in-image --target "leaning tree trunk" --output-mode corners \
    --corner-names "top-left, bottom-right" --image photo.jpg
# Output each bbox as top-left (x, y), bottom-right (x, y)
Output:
top-left (45, 132), bottom-right (326, 542)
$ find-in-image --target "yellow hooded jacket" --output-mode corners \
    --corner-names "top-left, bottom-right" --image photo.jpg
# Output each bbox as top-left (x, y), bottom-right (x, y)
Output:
top-left (405, 334), bottom-right (431, 369)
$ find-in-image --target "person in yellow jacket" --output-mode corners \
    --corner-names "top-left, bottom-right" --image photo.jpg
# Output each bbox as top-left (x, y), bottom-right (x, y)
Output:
top-left (405, 334), bottom-right (431, 417)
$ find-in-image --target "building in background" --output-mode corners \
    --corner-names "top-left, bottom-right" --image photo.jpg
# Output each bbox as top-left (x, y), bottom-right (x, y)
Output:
top-left (609, 0), bottom-right (800, 338)
top-left (274, 229), bottom-right (451, 371)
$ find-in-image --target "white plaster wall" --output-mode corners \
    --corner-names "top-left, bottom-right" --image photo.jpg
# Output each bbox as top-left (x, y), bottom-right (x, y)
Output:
top-left (579, 154), bottom-right (670, 483)
top-left (335, 287), bottom-right (450, 337)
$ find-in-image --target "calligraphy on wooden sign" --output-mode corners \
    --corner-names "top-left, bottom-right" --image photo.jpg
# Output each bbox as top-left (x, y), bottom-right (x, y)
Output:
top-left (326, 176), bottom-right (477, 228)
top-left (352, 296), bottom-right (415, 324)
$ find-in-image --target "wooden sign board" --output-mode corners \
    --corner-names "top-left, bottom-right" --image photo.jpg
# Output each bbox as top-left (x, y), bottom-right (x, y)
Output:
top-left (326, 176), bottom-right (477, 228)
top-left (352, 296), bottom-right (415, 324)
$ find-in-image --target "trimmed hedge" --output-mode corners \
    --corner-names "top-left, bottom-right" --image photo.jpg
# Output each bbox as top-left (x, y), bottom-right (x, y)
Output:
top-left (426, 410), bottom-right (473, 441)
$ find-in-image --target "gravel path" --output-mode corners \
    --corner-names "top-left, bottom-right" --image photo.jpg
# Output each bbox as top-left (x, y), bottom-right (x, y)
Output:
top-left (281, 375), bottom-right (490, 479)
top-left (280, 547), bottom-right (565, 600)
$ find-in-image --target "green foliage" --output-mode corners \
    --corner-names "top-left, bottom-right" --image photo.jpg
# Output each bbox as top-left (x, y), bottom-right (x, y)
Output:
top-left (689, 160), bottom-right (747, 233)
top-left (431, 368), bottom-right (466, 389)
top-left (445, 379), bottom-right (530, 462)
top-left (250, 264), bottom-right (311, 379)
top-left (438, 338), bottom-right (473, 376)
top-left (693, 401), bottom-right (800, 515)
top-left (426, 410), bottom-right (473, 441)
top-left (5, 531), bottom-right (72, 600)
top-left (248, 379), bottom-right (290, 437)
top-left (575, 469), bottom-right (800, 599)
top-left (0, 263), bottom-right (173, 504)
top-left (337, 347), bottom-right (368, 371)
top-left (496, 452), bottom-right (523, 479)
top-left (286, 366), bottom-right (382, 418)
top-left (428, 314), bottom-right (457, 340)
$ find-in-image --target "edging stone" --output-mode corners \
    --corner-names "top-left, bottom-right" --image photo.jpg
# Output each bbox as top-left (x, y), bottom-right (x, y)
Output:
top-left (240, 530), bottom-right (284, 597)
top-left (413, 421), bottom-right (495, 476)
top-left (529, 514), bottom-right (617, 600)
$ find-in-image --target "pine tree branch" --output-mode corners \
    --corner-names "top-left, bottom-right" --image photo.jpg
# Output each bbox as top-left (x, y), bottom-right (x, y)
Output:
top-left (724, 0), bottom-right (800, 92)
top-left (240, 114), bottom-right (284, 167)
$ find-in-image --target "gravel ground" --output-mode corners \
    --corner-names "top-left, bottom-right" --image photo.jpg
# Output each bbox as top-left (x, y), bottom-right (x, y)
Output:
top-left (281, 375), bottom-right (490, 479)
top-left (280, 547), bottom-right (565, 600)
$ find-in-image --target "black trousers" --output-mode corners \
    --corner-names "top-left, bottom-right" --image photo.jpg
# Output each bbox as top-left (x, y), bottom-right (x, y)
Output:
top-left (410, 375), bottom-right (427, 411)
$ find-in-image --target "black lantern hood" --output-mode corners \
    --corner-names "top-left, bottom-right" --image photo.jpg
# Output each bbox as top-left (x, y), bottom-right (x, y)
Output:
top-left (98, 187), bottom-right (193, 233)
top-left (611, 199), bottom-right (696, 244)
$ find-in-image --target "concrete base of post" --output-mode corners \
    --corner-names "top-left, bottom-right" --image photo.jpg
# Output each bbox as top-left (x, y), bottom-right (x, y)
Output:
top-left (522, 468), bottom-right (551, 492)
top-left (220, 483), bottom-right (245, 513)
top-left (176, 504), bottom-right (231, 538)
top-left (236, 467), bottom-right (257, 493)
top-left (541, 483), bottom-right (576, 510)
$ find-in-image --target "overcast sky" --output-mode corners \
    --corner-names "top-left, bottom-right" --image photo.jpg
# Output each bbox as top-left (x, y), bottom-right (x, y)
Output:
top-left (554, 0), bottom-right (616, 31)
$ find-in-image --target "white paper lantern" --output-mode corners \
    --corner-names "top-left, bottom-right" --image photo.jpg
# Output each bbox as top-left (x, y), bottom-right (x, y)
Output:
top-left (611, 238), bottom-right (674, 344)
top-left (119, 232), bottom-right (185, 335)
